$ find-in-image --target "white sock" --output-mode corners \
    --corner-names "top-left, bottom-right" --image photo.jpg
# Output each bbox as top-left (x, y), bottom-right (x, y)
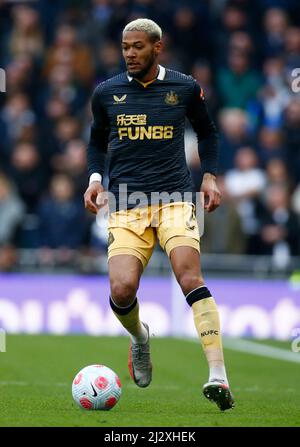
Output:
top-left (209, 366), bottom-right (228, 385)
top-left (130, 324), bottom-right (148, 345)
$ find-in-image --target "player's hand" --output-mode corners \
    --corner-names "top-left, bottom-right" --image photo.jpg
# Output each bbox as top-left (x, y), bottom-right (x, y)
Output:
top-left (200, 173), bottom-right (221, 213)
top-left (84, 182), bottom-right (105, 215)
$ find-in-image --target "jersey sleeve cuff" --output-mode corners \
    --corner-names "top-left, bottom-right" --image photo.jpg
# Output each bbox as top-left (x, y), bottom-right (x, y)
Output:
top-left (89, 173), bottom-right (102, 185)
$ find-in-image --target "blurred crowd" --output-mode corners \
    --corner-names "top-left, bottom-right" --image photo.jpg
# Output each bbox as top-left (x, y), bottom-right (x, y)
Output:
top-left (1, 0), bottom-right (300, 271)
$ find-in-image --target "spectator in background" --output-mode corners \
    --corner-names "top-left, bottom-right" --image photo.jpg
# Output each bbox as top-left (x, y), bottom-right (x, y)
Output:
top-left (43, 95), bottom-right (70, 123)
top-left (228, 31), bottom-right (255, 62)
top-left (284, 26), bottom-right (300, 70)
top-left (0, 173), bottom-right (25, 271)
top-left (105, 0), bottom-right (133, 41)
top-left (218, 108), bottom-right (253, 172)
top-left (8, 4), bottom-right (44, 60)
top-left (43, 24), bottom-right (94, 86)
top-left (39, 63), bottom-right (86, 114)
top-left (184, 127), bottom-right (201, 191)
top-left (157, 32), bottom-right (184, 72)
top-left (47, 116), bottom-right (82, 168)
top-left (214, 4), bottom-right (249, 65)
top-left (258, 126), bottom-right (285, 166)
top-left (171, 5), bottom-right (211, 69)
top-left (264, 158), bottom-right (292, 192)
top-left (9, 141), bottom-right (48, 212)
top-left (217, 49), bottom-right (262, 109)
top-left (225, 146), bottom-right (267, 253)
top-left (201, 176), bottom-right (246, 254)
top-left (261, 8), bottom-right (289, 59)
top-left (39, 95), bottom-right (70, 138)
top-left (37, 174), bottom-right (87, 257)
top-left (0, 172), bottom-right (25, 246)
top-left (255, 0), bottom-right (300, 17)
top-left (52, 139), bottom-right (88, 198)
top-left (5, 54), bottom-right (37, 97)
top-left (283, 99), bottom-right (300, 183)
top-left (191, 60), bottom-right (219, 115)
top-left (291, 183), bottom-right (300, 217)
top-left (258, 184), bottom-right (300, 264)
top-left (0, 93), bottom-right (36, 159)
top-left (259, 56), bottom-right (290, 128)
top-left (80, 0), bottom-right (113, 51)
top-left (225, 146), bottom-right (266, 200)
top-left (95, 41), bottom-right (122, 81)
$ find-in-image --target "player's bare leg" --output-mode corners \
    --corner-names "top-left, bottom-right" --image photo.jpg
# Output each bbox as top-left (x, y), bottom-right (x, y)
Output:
top-left (170, 245), bottom-right (234, 411)
top-left (109, 254), bottom-right (152, 387)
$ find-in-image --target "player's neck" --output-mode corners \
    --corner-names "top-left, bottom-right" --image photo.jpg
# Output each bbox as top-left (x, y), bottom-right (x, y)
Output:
top-left (135, 64), bottom-right (159, 83)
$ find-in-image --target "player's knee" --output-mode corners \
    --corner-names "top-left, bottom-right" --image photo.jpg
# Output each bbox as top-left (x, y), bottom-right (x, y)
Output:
top-left (177, 272), bottom-right (205, 296)
top-left (110, 279), bottom-right (138, 307)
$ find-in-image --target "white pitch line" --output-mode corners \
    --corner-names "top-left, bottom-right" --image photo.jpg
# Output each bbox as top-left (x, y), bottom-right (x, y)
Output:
top-left (223, 338), bottom-right (300, 364)
top-left (126, 384), bottom-right (180, 390)
top-left (179, 337), bottom-right (300, 364)
top-left (235, 387), bottom-right (296, 393)
top-left (0, 381), bottom-right (68, 387)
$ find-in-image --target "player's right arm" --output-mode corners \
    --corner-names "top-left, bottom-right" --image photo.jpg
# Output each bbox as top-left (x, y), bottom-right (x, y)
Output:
top-left (84, 85), bottom-right (110, 214)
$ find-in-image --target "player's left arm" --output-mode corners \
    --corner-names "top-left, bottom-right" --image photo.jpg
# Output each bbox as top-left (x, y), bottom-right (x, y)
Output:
top-left (186, 81), bottom-right (221, 213)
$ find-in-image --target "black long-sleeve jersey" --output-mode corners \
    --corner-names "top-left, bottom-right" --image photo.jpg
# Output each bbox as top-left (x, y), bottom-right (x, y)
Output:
top-left (87, 65), bottom-right (219, 210)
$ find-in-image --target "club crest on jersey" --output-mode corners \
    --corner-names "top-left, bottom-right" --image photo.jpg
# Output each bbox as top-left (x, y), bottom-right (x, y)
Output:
top-left (165, 91), bottom-right (178, 105)
top-left (113, 94), bottom-right (127, 104)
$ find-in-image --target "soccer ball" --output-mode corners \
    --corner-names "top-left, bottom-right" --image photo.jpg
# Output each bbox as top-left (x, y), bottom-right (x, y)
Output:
top-left (72, 364), bottom-right (122, 410)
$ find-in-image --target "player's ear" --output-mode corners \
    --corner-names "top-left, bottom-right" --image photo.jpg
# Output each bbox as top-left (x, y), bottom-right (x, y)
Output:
top-left (153, 40), bottom-right (163, 56)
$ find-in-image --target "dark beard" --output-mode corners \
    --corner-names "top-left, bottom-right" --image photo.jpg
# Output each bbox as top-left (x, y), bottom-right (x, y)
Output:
top-left (128, 54), bottom-right (156, 80)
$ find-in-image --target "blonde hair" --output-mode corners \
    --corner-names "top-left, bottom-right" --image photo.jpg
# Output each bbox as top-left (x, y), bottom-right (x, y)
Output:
top-left (123, 18), bottom-right (162, 41)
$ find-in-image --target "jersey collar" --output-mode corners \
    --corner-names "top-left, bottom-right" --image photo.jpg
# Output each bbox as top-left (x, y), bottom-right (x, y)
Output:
top-left (127, 65), bottom-right (166, 82)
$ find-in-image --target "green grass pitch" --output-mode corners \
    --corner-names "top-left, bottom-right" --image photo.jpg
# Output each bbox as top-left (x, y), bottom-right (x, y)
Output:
top-left (0, 335), bottom-right (299, 427)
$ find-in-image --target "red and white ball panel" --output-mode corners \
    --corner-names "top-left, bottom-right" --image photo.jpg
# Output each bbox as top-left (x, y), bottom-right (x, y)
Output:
top-left (72, 365), bottom-right (122, 411)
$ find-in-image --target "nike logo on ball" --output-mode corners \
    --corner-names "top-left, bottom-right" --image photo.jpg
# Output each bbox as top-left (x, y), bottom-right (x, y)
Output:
top-left (90, 384), bottom-right (98, 397)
